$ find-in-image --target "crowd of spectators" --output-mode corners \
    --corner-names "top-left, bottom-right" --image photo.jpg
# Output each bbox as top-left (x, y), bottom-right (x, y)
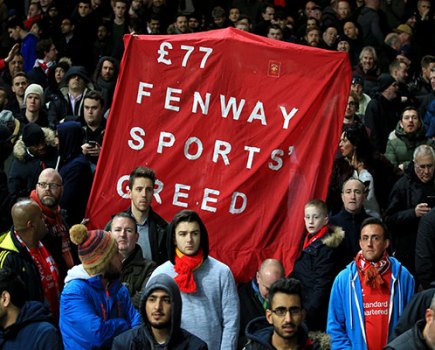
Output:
top-left (0, 0), bottom-right (434, 349)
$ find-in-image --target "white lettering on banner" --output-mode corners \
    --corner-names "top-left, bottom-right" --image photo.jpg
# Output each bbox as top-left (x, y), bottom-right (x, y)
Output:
top-left (157, 42), bottom-right (172, 65)
top-left (116, 177), bottom-right (164, 204)
top-left (193, 92), bottom-right (211, 115)
top-left (230, 192), bottom-right (247, 214)
top-left (154, 180), bottom-right (163, 204)
top-left (116, 176), bottom-right (249, 214)
top-left (127, 127), bottom-right (293, 170)
top-left (184, 137), bottom-right (203, 160)
top-left (165, 88), bottom-right (182, 111)
top-left (173, 184), bottom-right (190, 207)
top-left (157, 132), bottom-right (175, 153)
top-left (116, 175), bottom-right (130, 198)
top-left (244, 146), bottom-right (261, 169)
top-left (135, 82), bottom-right (300, 129)
top-left (213, 141), bottom-right (231, 165)
top-left (128, 127), bottom-right (145, 150)
top-left (157, 42), bottom-right (213, 69)
top-left (136, 82), bottom-right (154, 104)
top-left (202, 188), bottom-right (220, 212)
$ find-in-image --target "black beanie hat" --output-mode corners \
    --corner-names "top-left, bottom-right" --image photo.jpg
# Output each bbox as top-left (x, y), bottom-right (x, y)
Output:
top-left (378, 73), bottom-right (396, 93)
top-left (22, 123), bottom-right (45, 147)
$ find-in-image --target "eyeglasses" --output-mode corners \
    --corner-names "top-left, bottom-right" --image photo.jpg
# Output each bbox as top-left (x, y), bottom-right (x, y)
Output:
top-left (37, 182), bottom-right (62, 190)
top-left (271, 306), bottom-right (302, 317)
top-left (347, 101), bottom-right (358, 107)
top-left (415, 163), bottom-right (434, 170)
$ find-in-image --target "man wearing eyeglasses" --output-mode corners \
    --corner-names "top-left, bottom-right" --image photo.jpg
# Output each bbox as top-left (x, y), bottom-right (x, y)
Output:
top-left (385, 144), bottom-right (435, 278)
top-left (29, 168), bottom-right (78, 284)
top-left (327, 218), bottom-right (414, 350)
top-left (244, 278), bottom-right (320, 349)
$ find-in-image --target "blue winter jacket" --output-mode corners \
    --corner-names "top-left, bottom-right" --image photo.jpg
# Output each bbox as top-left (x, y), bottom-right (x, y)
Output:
top-left (60, 264), bottom-right (142, 349)
top-left (326, 257), bottom-right (414, 350)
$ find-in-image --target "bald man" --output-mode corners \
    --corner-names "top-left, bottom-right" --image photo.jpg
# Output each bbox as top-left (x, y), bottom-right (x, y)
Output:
top-left (237, 259), bottom-right (285, 347)
top-left (0, 199), bottom-right (61, 319)
top-left (30, 168), bottom-right (77, 282)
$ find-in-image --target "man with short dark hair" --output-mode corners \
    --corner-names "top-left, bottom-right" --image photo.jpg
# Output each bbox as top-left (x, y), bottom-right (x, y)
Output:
top-left (408, 55), bottom-right (435, 98)
top-left (7, 72), bottom-right (29, 117)
top-left (106, 166), bottom-right (168, 265)
top-left (112, 274), bottom-right (207, 349)
top-left (81, 90), bottom-right (105, 169)
top-left (254, 3), bottom-right (275, 37)
top-left (110, 212), bottom-right (156, 308)
top-left (267, 25), bottom-right (283, 40)
top-left (327, 218), bottom-right (414, 349)
top-left (244, 278), bottom-right (319, 349)
top-left (0, 268), bottom-right (62, 349)
top-left (27, 39), bottom-right (58, 88)
top-left (7, 19), bottom-right (38, 73)
top-left (173, 14), bottom-right (189, 34)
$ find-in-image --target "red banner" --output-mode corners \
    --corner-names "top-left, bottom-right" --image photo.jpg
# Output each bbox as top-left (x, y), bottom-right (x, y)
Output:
top-left (86, 28), bottom-right (352, 282)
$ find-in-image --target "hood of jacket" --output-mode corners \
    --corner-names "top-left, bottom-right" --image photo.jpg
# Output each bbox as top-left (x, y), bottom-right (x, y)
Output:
top-left (57, 121), bottom-right (83, 163)
top-left (64, 263), bottom-right (123, 294)
top-left (140, 274), bottom-right (182, 346)
top-left (12, 127), bottom-right (56, 161)
top-left (245, 316), bottom-right (317, 349)
top-left (0, 301), bottom-right (52, 341)
top-left (321, 225), bottom-right (345, 248)
top-left (64, 264), bottom-right (91, 284)
top-left (245, 317), bottom-right (274, 348)
top-left (394, 121), bottom-right (427, 145)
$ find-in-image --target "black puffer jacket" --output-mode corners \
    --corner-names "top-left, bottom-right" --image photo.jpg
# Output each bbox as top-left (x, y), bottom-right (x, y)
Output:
top-left (7, 127), bottom-right (58, 199)
top-left (290, 226), bottom-right (344, 331)
top-left (384, 165), bottom-right (435, 275)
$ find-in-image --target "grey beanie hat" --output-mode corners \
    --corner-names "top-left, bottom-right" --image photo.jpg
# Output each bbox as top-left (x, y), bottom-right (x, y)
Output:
top-left (24, 84), bottom-right (44, 105)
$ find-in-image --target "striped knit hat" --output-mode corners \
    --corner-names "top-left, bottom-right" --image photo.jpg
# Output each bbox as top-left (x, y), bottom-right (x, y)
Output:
top-left (69, 224), bottom-right (118, 276)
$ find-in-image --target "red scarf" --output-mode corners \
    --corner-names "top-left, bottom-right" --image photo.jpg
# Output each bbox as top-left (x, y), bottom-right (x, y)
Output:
top-left (30, 190), bottom-right (74, 269)
top-left (355, 250), bottom-right (391, 289)
top-left (15, 232), bottom-right (60, 320)
top-left (303, 225), bottom-right (328, 250)
top-left (174, 248), bottom-right (203, 293)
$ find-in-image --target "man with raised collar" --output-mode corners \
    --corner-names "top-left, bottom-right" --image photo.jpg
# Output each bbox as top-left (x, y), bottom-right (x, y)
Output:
top-left (106, 166), bottom-right (168, 265)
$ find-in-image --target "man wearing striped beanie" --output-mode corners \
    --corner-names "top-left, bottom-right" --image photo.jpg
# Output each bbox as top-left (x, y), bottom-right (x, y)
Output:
top-left (59, 224), bottom-right (141, 350)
